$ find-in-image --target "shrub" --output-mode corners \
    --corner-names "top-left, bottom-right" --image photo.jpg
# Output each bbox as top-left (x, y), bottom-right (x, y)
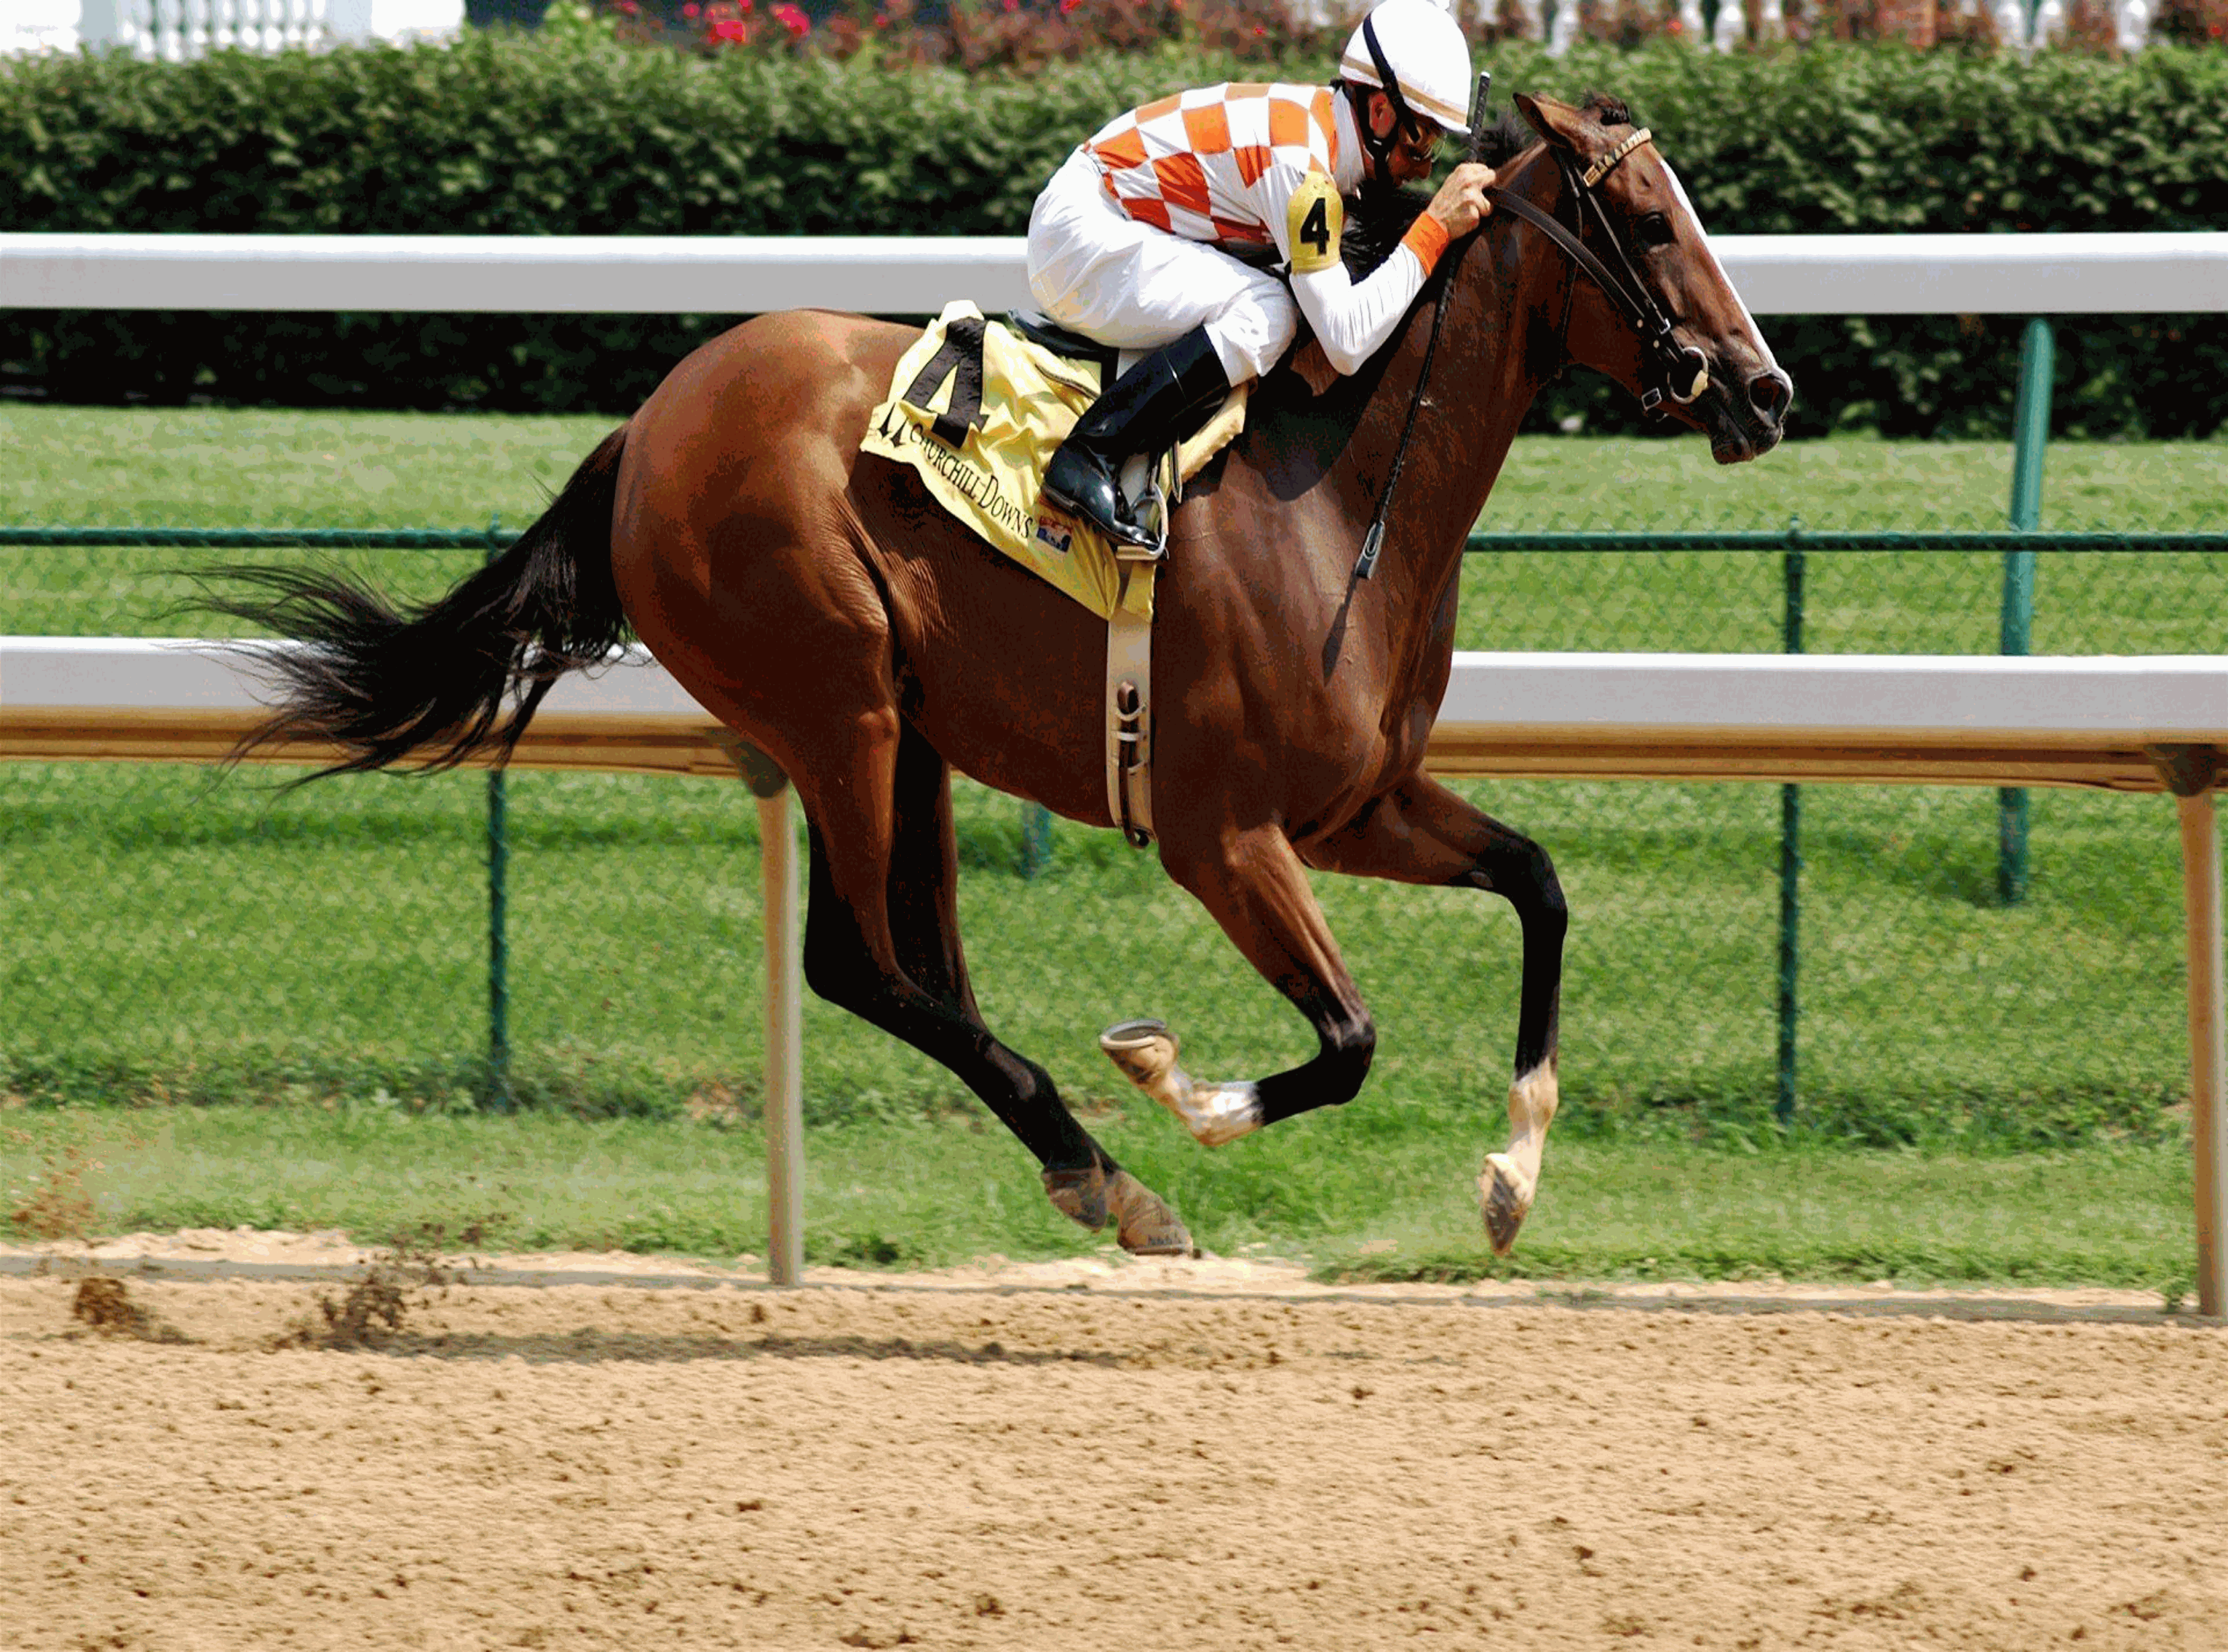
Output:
top-left (2, 34), bottom-right (2223, 434)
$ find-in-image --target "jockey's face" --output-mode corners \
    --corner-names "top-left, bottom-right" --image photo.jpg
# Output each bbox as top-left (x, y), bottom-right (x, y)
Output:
top-left (1365, 91), bottom-right (1441, 185)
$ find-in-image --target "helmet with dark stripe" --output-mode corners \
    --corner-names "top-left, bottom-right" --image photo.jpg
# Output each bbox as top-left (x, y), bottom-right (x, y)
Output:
top-left (1340, 0), bottom-right (1473, 139)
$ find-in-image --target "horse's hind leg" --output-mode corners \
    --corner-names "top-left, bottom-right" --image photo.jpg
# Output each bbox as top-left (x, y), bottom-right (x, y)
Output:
top-left (805, 716), bottom-right (1193, 1256)
top-left (1303, 775), bottom-right (1567, 1255)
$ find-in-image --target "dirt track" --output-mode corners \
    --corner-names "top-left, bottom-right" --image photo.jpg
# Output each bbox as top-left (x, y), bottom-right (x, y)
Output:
top-left (3, 1247), bottom-right (2225, 1651)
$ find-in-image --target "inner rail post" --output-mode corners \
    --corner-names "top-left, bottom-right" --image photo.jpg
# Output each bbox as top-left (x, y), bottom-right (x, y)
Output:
top-left (718, 733), bottom-right (806, 1287)
top-left (2150, 746), bottom-right (2227, 1319)
top-left (2184, 785), bottom-right (2226, 1319)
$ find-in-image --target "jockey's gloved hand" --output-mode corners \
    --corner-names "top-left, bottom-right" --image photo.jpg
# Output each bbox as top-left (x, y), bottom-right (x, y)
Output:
top-left (1426, 163), bottom-right (1497, 240)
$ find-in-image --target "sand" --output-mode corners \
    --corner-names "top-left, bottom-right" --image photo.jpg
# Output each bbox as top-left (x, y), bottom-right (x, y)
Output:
top-left (2, 1237), bottom-right (2224, 1650)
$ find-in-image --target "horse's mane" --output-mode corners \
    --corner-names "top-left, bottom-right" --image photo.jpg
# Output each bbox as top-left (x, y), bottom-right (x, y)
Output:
top-left (1337, 92), bottom-right (1634, 280)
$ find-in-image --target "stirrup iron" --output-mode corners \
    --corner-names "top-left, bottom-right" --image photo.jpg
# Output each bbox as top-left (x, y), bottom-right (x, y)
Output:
top-left (1115, 464), bottom-right (1169, 562)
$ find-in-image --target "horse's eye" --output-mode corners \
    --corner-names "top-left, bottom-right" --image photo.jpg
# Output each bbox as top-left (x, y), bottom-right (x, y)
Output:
top-left (1637, 212), bottom-right (1675, 248)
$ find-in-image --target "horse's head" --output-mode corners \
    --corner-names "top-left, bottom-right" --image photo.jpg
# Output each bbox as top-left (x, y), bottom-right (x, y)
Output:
top-left (1508, 93), bottom-right (1792, 464)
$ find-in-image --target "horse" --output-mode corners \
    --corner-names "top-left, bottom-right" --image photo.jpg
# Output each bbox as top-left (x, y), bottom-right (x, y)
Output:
top-left (213, 91), bottom-right (1791, 1261)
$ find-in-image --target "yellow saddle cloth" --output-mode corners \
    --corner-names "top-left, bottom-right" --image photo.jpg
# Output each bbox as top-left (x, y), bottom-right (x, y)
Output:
top-left (860, 300), bottom-right (1245, 623)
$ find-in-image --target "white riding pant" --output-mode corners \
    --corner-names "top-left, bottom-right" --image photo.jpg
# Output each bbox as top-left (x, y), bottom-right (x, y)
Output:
top-left (1026, 149), bottom-right (1297, 385)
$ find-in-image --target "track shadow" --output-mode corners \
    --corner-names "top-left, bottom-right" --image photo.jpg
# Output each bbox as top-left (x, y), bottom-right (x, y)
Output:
top-left (364, 1327), bottom-right (1133, 1367)
top-left (1510, 1289), bottom-right (2197, 1327)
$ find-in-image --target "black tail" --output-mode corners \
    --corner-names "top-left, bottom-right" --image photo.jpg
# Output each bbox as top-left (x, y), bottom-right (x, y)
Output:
top-left (208, 426), bottom-right (631, 779)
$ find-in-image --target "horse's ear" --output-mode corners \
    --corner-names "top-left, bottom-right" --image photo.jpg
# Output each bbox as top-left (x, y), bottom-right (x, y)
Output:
top-left (1514, 92), bottom-right (1584, 154)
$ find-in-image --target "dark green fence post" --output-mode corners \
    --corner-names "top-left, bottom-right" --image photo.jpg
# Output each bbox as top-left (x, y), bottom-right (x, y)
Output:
top-left (1778, 522), bottom-right (1805, 1127)
top-left (483, 515), bottom-right (514, 1110)
top-left (1999, 317), bottom-right (2053, 905)
top-left (1020, 802), bottom-right (1053, 878)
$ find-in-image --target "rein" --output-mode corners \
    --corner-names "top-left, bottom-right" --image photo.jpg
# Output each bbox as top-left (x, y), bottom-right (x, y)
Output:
top-left (1353, 71), bottom-right (1492, 583)
top-left (1351, 112), bottom-right (1708, 583)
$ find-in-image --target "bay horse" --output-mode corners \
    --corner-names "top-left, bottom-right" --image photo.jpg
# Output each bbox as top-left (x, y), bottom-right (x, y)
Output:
top-left (215, 92), bottom-right (1791, 1260)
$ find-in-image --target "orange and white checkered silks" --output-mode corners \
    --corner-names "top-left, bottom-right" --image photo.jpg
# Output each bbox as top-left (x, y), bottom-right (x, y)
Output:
top-left (1083, 83), bottom-right (1360, 260)
top-left (1026, 81), bottom-right (1450, 384)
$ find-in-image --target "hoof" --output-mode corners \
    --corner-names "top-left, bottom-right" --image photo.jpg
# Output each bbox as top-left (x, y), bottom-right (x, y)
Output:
top-left (1043, 1164), bottom-right (1110, 1232)
top-left (1107, 1171), bottom-right (1196, 1258)
top-left (1479, 1152), bottom-right (1534, 1257)
top-left (1099, 1018), bottom-right (1264, 1147)
top-left (1043, 1162), bottom-right (1196, 1256)
top-left (1100, 1018), bottom-right (1178, 1087)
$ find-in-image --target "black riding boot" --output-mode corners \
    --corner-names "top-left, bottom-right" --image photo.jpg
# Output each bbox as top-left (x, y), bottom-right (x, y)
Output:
top-left (1041, 326), bottom-right (1230, 548)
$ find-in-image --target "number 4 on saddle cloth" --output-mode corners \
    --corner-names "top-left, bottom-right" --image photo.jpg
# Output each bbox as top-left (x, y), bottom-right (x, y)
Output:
top-left (860, 300), bottom-right (1248, 627)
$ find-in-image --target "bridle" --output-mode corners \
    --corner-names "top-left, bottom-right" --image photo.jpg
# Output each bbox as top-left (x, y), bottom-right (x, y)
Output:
top-left (1353, 107), bottom-right (1711, 583)
top-left (1486, 128), bottom-right (1712, 417)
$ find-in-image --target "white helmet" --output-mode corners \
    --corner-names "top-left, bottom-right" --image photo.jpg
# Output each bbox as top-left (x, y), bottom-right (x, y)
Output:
top-left (1341, 0), bottom-right (1473, 139)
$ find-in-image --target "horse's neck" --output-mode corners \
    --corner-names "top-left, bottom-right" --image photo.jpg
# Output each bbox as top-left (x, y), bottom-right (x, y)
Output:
top-left (1340, 192), bottom-right (1567, 656)
top-left (1208, 167), bottom-right (1565, 668)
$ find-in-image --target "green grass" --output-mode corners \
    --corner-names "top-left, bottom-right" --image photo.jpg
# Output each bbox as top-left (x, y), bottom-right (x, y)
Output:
top-left (1, 761), bottom-right (2198, 1146)
top-left (5, 407), bottom-right (2225, 647)
top-left (0, 1103), bottom-right (2197, 1294)
top-left (0, 405), bottom-right (620, 533)
top-left (2, 406), bottom-right (2223, 1284)
top-left (4, 406), bottom-right (2222, 537)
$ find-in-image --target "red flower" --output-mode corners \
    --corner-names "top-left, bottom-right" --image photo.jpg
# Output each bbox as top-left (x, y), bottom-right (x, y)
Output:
top-left (771, 0), bottom-right (808, 34)
top-left (710, 16), bottom-right (747, 39)
top-left (683, 2), bottom-right (698, 13)
top-left (616, 0), bottom-right (638, 12)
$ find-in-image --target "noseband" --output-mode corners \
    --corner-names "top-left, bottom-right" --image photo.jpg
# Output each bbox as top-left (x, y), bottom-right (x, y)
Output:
top-left (1486, 129), bottom-right (1711, 416)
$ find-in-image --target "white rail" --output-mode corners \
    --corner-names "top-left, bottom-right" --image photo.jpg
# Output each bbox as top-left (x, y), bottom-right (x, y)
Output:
top-left (5, 231), bottom-right (2226, 317)
top-left (8, 637), bottom-right (2225, 776)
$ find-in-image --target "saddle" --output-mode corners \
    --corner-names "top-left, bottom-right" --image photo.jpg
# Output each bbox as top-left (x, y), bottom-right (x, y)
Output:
top-left (860, 300), bottom-right (1248, 847)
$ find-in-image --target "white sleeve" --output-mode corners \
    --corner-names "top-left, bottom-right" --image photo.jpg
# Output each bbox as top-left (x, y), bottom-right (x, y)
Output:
top-left (1290, 246), bottom-right (1431, 377)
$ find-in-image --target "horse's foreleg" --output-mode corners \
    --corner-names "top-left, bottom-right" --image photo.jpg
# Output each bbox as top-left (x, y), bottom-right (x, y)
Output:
top-left (1302, 776), bottom-right (1567, 1255)
top-left (1133, 824), bottom-right (1377, 1142)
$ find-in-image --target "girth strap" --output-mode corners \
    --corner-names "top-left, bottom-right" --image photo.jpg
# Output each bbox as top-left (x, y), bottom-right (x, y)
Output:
top-left (1104, 563), bottom-right (1154, 846)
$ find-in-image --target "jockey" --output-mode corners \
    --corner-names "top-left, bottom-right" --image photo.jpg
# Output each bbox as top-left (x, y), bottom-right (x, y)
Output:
top-left (1027, 0), bottom-right (1495, 548)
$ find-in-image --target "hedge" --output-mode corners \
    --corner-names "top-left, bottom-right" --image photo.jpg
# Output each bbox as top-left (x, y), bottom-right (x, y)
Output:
top-left (3, 35), bottom-right (2225, 435)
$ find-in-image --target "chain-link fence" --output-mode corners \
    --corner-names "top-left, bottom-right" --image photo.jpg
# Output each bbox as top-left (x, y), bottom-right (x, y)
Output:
top-left (4, 516), bottom-right (2223, 1147)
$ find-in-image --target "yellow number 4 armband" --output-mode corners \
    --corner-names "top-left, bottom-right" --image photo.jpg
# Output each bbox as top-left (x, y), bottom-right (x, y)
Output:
top-left (1286, 174), bottom-right (1344, 276)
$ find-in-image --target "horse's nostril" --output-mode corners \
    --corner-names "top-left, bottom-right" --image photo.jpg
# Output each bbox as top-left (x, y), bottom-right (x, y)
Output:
top-left (1749, 372), bottom-right (1792, 425)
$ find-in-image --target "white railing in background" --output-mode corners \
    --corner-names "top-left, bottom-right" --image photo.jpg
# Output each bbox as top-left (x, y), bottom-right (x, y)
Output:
top-left (1531, 0), bottom-right (2154, 52)
top-left (1, 0), bottom-right (2161, 58)
top-left (2, 0), bottom-right (463, 58)
top-left (3, 0), bottom-right (85, 53)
